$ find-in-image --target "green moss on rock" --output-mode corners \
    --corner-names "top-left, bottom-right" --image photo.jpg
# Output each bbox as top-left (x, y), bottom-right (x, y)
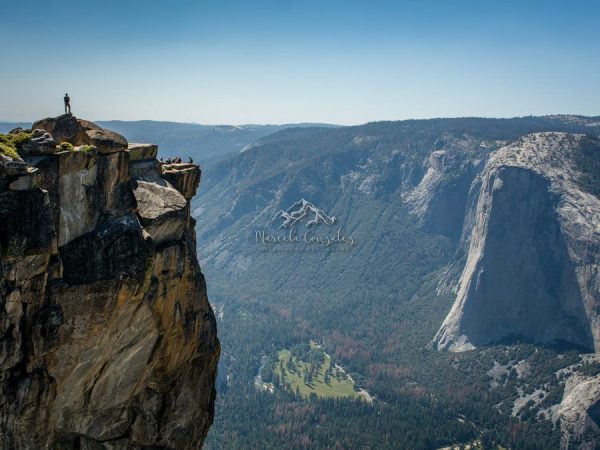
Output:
top-left (9, 131), bottom-right (33, 149)
top-left (58, 142), bottom-right (74, 151)
top-left (79, 144), bottom-right (96, 153)
top-left (0, 142), bottom-right (20, 159)
top-left (0, 132), bottom-right (31, 159)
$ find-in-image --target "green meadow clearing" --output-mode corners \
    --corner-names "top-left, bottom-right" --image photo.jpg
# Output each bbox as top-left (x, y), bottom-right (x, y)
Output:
top-left (274, 344), bottom-right (359, 400)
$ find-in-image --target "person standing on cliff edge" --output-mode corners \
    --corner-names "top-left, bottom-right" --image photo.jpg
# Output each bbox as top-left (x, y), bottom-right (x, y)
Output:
top-left (64, 93), bottom-right (71, 115)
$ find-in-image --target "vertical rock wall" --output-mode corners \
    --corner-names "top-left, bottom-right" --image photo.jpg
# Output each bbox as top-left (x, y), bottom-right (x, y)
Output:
top-left (433, 133), bottom-right (600, 353)
top-left (0, 116), bottom-right (219, 449)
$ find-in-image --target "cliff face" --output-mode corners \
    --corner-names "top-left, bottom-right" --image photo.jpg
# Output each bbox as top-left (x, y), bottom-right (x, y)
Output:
top-left (402, 132), bottom-right (495, 242)
top-left (0, 115), bottom-right (219, 449)
top-left (429, 132), bottom-right (600, 448)
top-left (433, 132), bottom-right (599, 353)
top-left (557, 367), bottom-right (600, 450)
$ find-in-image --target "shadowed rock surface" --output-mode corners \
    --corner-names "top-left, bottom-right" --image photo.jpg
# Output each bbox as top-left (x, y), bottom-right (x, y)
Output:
top-left (0, 116), bottom-right (219, 449)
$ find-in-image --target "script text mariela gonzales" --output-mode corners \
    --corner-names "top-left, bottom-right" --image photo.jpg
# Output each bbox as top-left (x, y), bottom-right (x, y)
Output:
top-left (254, 227), bottom-right (355, 248)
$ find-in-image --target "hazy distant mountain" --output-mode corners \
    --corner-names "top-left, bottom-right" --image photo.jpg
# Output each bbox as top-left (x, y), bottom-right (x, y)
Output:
top-left (195, 115), bottom-right (600, 449)
top-left (1, 120), bottom-right (337, 163)
top-left (96, 120), bottom-right (337, 163)
top-left (0, 122), bottom-right (30, 133)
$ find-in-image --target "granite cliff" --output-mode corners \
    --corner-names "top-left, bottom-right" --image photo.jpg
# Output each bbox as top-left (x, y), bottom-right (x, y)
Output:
top-left (0, 115), bottom-right (219, 449)
top-left (433, 132), bottom-right (599, 353)
top-left (431, 132), bottom-right (600, 448)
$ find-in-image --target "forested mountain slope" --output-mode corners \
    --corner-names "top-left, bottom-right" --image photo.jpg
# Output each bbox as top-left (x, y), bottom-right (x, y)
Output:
top-left (194, 115), bottom-right (600, 449)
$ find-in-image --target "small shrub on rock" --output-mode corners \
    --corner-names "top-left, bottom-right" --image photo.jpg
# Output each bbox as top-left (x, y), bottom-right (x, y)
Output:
top-left (79, 144), bottom-right (96, 153)
top-left (58, 142), bottom-right (74, 151)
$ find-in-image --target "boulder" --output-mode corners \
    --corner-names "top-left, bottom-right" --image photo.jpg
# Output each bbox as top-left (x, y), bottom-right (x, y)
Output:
top-left (128, 143), bottom-right (158, 162)
top-left (134, 180), bottom-right (188, 244)
top-left (161, 163), bottom-right (201, 200)
top-left (79, 119), bottom-right (128, 153)
top-left (32, 114), bottom-right (86, 145)
top-left (31, 116), bottom-right (128, 153)
top-left (85, 128), bottom-right (128, 154)
top-left (19, 129), bottom-right (56, 155)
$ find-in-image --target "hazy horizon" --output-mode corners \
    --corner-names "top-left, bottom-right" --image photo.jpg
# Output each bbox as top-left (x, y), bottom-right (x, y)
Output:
top-left (1, 113), bottom-right (599, 129)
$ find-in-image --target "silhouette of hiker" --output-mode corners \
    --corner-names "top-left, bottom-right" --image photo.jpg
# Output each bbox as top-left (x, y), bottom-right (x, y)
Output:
top-left (64, 93), bottom-right (71, 115)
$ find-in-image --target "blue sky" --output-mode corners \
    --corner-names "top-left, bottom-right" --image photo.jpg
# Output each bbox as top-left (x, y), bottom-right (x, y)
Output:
top-left (1, 0), bottom-right (599, 124)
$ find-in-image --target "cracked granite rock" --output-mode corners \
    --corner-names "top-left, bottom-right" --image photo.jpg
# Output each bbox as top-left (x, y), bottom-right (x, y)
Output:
top-left (0, 116), bottom-right (219, 449)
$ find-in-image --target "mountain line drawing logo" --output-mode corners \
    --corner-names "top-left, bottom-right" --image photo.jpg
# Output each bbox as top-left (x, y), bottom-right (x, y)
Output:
top-left (271, 199), bottom-right (336, 228)
top-left (254, 198), bottom-right (354, 252)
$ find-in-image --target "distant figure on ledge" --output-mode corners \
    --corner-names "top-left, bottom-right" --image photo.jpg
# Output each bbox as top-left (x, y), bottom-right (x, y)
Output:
top-left (64, 93), bottom-right (71, 115)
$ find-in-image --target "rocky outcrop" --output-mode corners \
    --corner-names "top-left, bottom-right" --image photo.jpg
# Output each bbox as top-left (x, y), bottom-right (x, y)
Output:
top-left (0, 116), bottom-right (219, 449)
top-left (162, 163), bottom-right (201, 200)
top-left (20, 129), bottom-right (56, 155)
top-left (558, 373), bottom-right (600, 449)
top-left (134, 180), bottom-right (188, 244)
top-left (32, 114), bottom-right (128, 153)
top-left (128, 143), bottom-right (158, 162)
top-left (433, 133), bottom-right (600, 353)
top-left (403, 133), bottom-right (495, 241)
